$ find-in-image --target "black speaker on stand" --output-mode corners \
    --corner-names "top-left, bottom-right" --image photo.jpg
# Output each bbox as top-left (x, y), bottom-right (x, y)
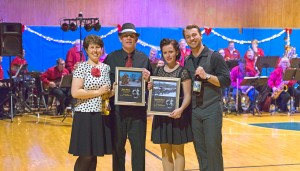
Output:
top-left (0, 22), bottom-right (22, 122)
top-left (0, 23), bottom-right (22, 56)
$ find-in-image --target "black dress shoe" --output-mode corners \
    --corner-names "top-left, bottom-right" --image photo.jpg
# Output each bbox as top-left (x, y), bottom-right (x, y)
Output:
top-left (56, 107), bottom-right (61, 115)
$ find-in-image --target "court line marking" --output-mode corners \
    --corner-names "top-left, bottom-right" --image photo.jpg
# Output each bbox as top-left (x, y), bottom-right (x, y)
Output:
top-left (224, 117), bottom-right (300, 133)
top-left (184, 162), bottom-right (300, 170)
top-left (26, 114), bottom-right (73, 125)
top-left (145, 149), bottom-right (162, 160)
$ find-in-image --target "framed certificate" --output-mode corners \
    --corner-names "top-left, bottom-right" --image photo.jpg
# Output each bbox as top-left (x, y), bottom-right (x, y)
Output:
top-left (147, 76), bottom-right (181, 115)
top-left (115, 67), bottom-right (145, 106)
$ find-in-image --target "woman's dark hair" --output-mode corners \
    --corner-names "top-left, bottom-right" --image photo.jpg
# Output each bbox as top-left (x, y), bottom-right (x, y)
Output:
top-left (83, 35), bottom-right (104, 50)
top-left (160, 38), bottom-right (180, 60)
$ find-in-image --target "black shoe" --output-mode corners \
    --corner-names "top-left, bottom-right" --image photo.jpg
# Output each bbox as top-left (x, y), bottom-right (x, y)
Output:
top-left (245, 108), bottom-right (254, 114)
top-left (56, 107), bottom-right (61, 115)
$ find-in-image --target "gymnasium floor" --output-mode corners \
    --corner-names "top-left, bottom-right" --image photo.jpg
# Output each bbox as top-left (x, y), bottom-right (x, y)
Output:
top-left (0, 111), bottom-right (300, 171)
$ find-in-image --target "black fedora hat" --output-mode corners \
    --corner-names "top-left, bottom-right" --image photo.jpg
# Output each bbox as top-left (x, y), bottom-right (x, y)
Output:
top-left (118, 23), bottom-right (140, 37)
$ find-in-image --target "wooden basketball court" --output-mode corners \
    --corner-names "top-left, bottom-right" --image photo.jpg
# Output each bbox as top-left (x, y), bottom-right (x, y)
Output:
top-left (1, 112), bottom-right (300, 171)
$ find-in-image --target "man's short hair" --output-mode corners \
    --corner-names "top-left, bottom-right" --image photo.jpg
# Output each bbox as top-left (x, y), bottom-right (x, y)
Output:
top-left (182, 24), bottom-right (202, 38)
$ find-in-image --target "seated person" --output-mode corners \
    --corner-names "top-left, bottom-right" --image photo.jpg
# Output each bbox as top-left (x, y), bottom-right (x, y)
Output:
top-left (11, 49), bottom-right (28, 76)
top-left (65, 39), bottom-right (86, 73)
top-left (250, 39), bottom-right (265, 57)
top-left (156, 59), bottom-right (165, 67)
top-left (224, 41), bottom-right (240, 61)
top-left (230, 58), bottom-right (259, 113)
top-left (268, 57), bottom-right (298, 113)
top-left (149, 47), bottom-right (159, 64)
top-left (40, 58), bottom-right (73, 115)
top-left (285, 46), bottom-right (297, 59)
top-left (218, 48), bottom-right (225, 58)
top-left (99, 47), bottom-right (107, 62)
top-left (244, 49), bottom-right (260, 76)
top-left (178, 39), bottom-right (191, 66)
top-left (0, 56), bottom-right (3, 80)
top-left (0, 56), bottom-right (9, 116)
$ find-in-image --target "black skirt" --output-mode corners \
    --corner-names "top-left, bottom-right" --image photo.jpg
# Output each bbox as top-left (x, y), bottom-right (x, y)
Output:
top-left (68, 112), bottom-right (112, 156)
top-left (151, 106), bottom-right (193, 145)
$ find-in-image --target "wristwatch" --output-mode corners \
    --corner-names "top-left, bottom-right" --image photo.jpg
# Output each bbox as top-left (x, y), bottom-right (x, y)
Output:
top-left (205, 74), bottom-right (211, 80)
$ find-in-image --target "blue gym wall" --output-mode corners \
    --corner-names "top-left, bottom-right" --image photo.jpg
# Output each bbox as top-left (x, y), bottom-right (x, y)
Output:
top-left (1, 26), bottom-right (299, 78)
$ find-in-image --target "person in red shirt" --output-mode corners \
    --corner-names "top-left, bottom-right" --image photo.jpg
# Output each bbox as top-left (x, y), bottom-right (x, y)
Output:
top-left (224, 41), bottom-right (240, 61)
top-left (244, 49), bottom-right (260, 76)
top-left (178, 39), bottom-right (191, 66)
top-left (65, 39), bottom-right (86, 73)
top-left (11, 49), bottom-right (28, 76)
top-left (40, 58), bottom-right (72, 115)
top-left (251, 39), bottom-right (265, 57)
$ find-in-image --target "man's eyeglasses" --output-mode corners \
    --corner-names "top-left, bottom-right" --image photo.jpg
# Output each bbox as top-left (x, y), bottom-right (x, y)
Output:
top-left (121, 33), bottom-right (136, 38)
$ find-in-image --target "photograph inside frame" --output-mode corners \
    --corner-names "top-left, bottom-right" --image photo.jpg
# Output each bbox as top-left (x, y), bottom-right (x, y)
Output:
top-left (115, 67), bottom-right (145, 106)
top-left (148, 76), bottom-right (180, 115)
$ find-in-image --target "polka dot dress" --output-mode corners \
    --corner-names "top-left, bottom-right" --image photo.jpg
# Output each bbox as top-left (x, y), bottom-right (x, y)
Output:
top-left (73, 62), bottom-right (111, 112)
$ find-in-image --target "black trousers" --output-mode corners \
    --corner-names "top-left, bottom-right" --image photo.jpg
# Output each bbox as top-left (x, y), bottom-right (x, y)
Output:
top-left (290, 87), bottom-right (300, 107)
top-left (50, 87), bottom-right (73, 114)
top-left (275, 91), bottom-right (290, 112)
top-left (112, 106), bottom-right (147, 171)
top-left (192, 101), bottom-right (224, 171)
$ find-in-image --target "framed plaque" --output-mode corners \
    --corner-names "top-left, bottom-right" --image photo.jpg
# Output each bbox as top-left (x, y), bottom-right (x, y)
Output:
top-left (147, 76), bottom-right (181, 115)
top-left (115, 67), bottom-right (145, 106)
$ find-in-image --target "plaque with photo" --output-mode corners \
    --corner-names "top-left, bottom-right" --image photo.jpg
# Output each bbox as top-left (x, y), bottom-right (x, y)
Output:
top-left (115, 67), bottom-right (145, 106)
top-left (147, 76), bottom-right (181, 115)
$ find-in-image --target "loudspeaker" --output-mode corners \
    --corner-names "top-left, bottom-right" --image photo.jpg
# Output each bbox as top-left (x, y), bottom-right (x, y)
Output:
top-left (0, 23), bottom-right (22, 56)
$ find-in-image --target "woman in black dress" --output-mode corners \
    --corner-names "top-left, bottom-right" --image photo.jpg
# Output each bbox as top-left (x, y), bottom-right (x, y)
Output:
top-left (143, 38), bottom-right (192, 171)
top-left (69, 35), bottom-right (115, 171)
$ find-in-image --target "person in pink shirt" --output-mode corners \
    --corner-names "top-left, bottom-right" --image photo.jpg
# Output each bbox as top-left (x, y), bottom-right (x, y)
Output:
top-left (230, 58), bottom-right (258, 113)
top-left (99, 47), bottom-right (108, 62)
top-left (0, 56), bottom-right (3, 80)
top-left (224, 41), bottom-right (240, 61)
top-left (268, 57), bottom-right (299, 113)
top-left (65, 39), bottom-right (86, 73)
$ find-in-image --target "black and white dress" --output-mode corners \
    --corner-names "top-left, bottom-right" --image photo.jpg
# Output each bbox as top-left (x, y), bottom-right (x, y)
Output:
top-left (151, 66), bottom-right (193, 145)
top-left (69, 62), bottom-right (112, 156)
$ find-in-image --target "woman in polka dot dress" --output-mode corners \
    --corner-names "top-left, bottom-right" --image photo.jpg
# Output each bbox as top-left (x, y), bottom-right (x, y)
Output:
top-left (68, 35), bottom-right (115, 171)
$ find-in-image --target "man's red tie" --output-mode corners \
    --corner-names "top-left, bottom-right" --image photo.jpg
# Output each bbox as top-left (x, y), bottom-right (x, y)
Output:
top-left (125, 54), bottom-right (133, 67)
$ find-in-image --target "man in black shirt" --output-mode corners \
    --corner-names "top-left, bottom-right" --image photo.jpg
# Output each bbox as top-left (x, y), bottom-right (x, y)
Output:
top-left (183, 24), bottom-right (231, 171)
top-left (104, 23), bottom-right (152, 171)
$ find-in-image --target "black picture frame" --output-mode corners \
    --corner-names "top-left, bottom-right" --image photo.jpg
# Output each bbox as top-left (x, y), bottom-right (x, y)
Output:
top-left (147, 76), bottom-right (181, 115)
top-left (115, 67), bottom-right (145, 106)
